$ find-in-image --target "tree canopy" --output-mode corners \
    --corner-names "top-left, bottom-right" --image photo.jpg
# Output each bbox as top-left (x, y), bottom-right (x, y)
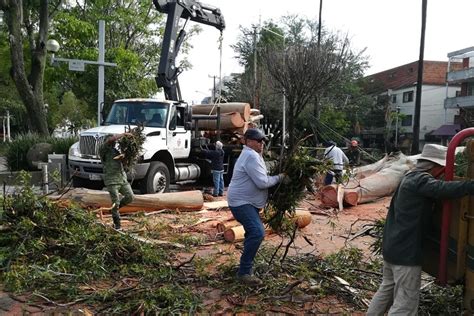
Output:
top-left (0, 0), bottom-right (200, 135)
top-left (227, 16), bottom-right (370, 149)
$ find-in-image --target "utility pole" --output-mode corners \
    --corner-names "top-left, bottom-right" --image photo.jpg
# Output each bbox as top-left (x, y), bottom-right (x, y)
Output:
top-left (317, 0), bottom-right (323, 48)
top-left (412, 0), bottom-right (427, 154)
top-left (253, 25), bottom-right (259, 109)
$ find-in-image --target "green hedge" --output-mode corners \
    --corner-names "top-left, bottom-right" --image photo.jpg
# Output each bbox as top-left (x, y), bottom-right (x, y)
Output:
top-left (5, 133), bottom-right (78, 171)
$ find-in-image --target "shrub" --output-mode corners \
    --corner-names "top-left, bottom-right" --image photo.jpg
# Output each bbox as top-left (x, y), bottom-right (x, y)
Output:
top-left (5, 133), bottom-right (78, 171)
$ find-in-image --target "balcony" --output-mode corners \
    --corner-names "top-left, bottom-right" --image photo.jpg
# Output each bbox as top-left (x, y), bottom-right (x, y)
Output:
top-left (446, 68), bottom-right (474, 83)
top-left (444, 95), bottom-right (474, 108)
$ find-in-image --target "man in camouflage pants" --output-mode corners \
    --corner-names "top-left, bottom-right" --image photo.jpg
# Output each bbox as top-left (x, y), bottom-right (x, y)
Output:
top-left (99, 134), bottom-right (134, 230)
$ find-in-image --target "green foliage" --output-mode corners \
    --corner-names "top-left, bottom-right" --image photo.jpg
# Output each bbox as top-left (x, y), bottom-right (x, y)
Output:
top-left (49, 91), bottom-right (94, 134)
top-left (5, 133), bottom-right (78, 171)
top-left (455, 151), bottom-right (468, 177)
top-left (229, 16), bottom-right (368, 149)
top-left (118, 126), bottom-right (146, 172)
top-left (265, 146), bottom-right (322, 231)
top-left (44, 1), bottom-right (200, 122)
top-left (419, 284), bottom-right (463, 315)
top-left (0, 174), bottom-right (201, 314)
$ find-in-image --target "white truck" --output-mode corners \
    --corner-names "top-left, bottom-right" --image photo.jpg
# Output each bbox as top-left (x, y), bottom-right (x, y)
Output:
top-left (68, 98), bottom-right (241, 193)
top-left (68, 0), bottom-right (240, 193)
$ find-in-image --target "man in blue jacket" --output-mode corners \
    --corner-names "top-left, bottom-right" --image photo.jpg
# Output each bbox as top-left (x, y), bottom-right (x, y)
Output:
top-left (202, 141), bottom-right (225, 197)
top-left (227, 128), bottom-right (285, 286)
top-left (367, 144), bottom-right (474, 315)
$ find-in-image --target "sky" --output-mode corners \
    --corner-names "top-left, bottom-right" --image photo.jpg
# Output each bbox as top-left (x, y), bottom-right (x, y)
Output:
top-left (176, 0), bottom-right (474, 105)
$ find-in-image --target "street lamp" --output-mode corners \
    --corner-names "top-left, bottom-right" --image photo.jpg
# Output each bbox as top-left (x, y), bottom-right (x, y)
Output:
top-left (395, 106), bottom-right (401, 147)
top-left (46, 20), bottom-right (117, 126)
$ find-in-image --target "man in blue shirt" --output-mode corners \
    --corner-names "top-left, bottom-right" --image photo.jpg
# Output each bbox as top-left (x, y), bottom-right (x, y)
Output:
top-left (202, 141), bottom-right (225, 197)
top-left (227, 128), bottom-right (284, 286)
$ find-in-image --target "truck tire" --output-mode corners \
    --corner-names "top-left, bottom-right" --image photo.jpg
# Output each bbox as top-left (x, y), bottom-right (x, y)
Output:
top-left (141, 161), bottom-right (170, 194)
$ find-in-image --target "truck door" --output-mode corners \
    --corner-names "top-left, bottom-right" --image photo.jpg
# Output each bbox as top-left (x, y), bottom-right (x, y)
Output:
top-left (167, 104), bottom-right (191, 158)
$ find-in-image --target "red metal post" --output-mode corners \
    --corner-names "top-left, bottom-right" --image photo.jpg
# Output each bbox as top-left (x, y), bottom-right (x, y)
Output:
top-left (438, 128), bottom-right (474, 285)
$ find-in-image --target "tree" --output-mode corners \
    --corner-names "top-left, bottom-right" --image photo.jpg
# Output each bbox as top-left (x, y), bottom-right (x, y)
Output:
top-left (228, 17), bottom-right (368, 149)
top-left (261, 17), bottom-right (367, 148)
top-left (45, 1), bottom-right (199, 121)
top-left (50, 91), bottom-right (93, 135)
top-left (0, 0), bottom-right (62, 135)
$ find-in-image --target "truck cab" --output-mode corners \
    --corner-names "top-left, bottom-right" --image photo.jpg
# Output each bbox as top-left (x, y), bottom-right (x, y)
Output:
top-left (68, 98), bottom-right (195, 193)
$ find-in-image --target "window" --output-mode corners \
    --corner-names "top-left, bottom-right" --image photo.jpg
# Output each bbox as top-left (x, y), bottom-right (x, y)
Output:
top-left (401, 115), bottom-right (413, 127)
top-left (403, 91), bottom-right (414, 103)
top-left (391, 94), bottom-right (397, 103)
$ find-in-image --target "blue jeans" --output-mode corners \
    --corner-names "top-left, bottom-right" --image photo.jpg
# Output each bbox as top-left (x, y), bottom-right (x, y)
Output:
top-left (229, 204), bottom-right (265, 276)
top-left (211, 170), bottom-right (224, 196)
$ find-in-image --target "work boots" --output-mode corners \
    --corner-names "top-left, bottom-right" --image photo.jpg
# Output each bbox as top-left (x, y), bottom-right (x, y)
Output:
top-left (112, 214), bottom-right (121, 230)
top-left (238, 274), bottom-right (263, 287)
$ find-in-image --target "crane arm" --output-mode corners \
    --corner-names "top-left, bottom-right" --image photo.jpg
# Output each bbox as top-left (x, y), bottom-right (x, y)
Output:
top-left (153, 0), bottom-right (225, 101)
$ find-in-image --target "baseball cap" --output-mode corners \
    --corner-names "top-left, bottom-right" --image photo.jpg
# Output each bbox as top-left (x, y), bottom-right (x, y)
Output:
top-left (244, 128), bottom-right (268, 141)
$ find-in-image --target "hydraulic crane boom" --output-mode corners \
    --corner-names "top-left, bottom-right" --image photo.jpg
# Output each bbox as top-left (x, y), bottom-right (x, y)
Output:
top-left (153, 0), bottom-right (225, 101)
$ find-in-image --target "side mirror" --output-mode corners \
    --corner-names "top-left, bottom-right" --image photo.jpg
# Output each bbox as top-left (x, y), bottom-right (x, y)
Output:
top-left (169, 106), bottom-right (177, 130)
top-left (184, 105), bottom-right (193, 130)
top-left (100, 102), bottom-right (108, 124)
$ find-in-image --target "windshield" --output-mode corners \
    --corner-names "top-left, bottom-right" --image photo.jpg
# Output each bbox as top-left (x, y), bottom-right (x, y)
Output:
top-left (104, 101), bottom-right (169, 128)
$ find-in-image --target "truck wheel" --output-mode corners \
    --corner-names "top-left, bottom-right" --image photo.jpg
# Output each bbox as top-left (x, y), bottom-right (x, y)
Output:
top-left (141, 161), bottom-right (170, 194)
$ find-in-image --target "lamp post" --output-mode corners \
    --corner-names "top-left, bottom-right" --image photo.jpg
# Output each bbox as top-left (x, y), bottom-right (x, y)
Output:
top-left (46, 20), bottom-right (117, 126)
top-left (395, 106), bottom-right (401, 147)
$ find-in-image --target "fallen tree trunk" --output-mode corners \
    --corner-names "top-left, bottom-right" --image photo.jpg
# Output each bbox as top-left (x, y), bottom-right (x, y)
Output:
top-left (320, 153), bottom-right (418, 207)
top-left (196, 112), bottom-right (245, 130)
top-left (222, 210), bottom-right (312, 242)
top-left (59, 188), bottom-right (204, 212)
top-left (320, 185), bottom-right (359, 207)
top-left (192, 103), bottom-right (251, 121)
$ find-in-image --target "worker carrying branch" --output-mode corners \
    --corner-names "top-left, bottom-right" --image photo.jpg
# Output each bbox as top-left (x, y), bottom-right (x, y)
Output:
top-left (99, 133), bottom-right (135, 230)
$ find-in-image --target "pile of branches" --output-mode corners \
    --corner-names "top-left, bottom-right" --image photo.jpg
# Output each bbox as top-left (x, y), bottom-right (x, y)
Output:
top-left (117, 125), bottom-right (146, 172)
top-left (264, 145), bottom-right (327, 232)
top-left (0, 173), bottom-right (199, 314)
top-left (214, 245), bottom-right (463, 314)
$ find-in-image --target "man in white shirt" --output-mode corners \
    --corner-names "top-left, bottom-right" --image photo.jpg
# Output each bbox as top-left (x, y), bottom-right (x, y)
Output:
top-left (323, 141), bottom-right (349, 185)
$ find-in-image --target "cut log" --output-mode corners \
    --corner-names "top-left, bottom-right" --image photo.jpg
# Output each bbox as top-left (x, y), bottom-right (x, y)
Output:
top-left (203, 200), bottom-right (228, 210)
top-left (222, 210), bottom-right (312, 241)
top-left (216, 220), bottom-right (240, 233)
top-left (343, 191), bottom-right (359, 206)
top-left (196, 112), bottom-right (245, 130)
top-left (320, 185), bottom-right (338, 208)
top-left (292, 210), bottom-right (312, 228)
top-left (224, 225), bottom-right (246, 242)
top-left (223, 225), bottom-right (273, 242)
top-left (192, 103), bottom-right (251, 121)
top-left (59, 188), bottom-right (204, 213)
